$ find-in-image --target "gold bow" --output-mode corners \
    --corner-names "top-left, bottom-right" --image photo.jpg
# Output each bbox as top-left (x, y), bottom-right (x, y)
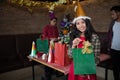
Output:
top-left (82, 41), bottom-right (93, 54)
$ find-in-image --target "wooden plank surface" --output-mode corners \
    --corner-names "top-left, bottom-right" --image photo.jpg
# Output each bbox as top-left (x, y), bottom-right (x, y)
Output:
top-left (28, 56), bottom-right (71, 75)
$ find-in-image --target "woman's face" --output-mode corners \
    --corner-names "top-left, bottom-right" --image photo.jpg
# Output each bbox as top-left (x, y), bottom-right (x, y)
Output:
top-left (50, 18), bottom-right (57, 26)
top-left (76, 19), bottom-right (86, 33)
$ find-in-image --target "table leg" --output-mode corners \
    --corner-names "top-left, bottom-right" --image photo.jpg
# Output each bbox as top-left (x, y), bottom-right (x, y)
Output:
top-left (105, 68), bottom-right (108, 80)
top-left (64, 74), bottom-right (68, 80)
top-left (32, 61), bottom-right (35, 80)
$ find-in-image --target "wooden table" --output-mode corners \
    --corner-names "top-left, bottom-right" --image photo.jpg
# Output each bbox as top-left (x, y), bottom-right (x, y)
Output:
top-left (28, 56), bottom-right (71, 80)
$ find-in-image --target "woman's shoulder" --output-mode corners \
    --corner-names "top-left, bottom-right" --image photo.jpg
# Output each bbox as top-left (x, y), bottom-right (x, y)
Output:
top-left (92, 33), bottom-right (99, 39)
top-left (43, 24), bottom-right (51, 29)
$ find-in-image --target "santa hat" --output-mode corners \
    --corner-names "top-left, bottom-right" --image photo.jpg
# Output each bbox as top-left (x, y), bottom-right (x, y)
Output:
top-left (49, 10), bottom-right (56, 20)
top-left (48, 3), bottom-right (57, 20)
top-left (72, 1), bottom-right (91, 24)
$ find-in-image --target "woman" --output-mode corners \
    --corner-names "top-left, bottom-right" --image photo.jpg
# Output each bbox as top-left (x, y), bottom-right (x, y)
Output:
top-left (42, 17), bottom-right (59, 40)
top-left (41, 17), bottom-right (59, 80)
top-left (68, 17), bottom-right (100, 80)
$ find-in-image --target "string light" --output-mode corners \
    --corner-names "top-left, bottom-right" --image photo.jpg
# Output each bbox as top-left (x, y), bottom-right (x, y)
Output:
top-left (8, 0), bottom-right (67, 12)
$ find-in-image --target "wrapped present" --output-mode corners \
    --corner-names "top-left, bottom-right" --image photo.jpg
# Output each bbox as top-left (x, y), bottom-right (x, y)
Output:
top-left (36, 39), bottom-right (49, 54)
top-left (54, 43), bottom-right (70, 66)
top-left (72, 47), bottom-right (96, 75)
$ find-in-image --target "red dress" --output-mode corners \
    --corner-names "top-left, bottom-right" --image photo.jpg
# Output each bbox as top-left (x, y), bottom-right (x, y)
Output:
top-left (68, 37), bottom-right (96, 80)
top-left (42, 24), bottom-right (59, 39)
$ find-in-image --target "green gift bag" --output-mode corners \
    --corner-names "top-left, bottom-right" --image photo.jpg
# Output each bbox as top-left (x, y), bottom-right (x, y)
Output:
top-left (72, 48), bottom-right (96, 75)
top-left (36, 39), bottom-right (49, 54)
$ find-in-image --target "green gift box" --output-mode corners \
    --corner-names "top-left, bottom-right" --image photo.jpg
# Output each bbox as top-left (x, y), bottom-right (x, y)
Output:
top-left (36, 39), bottom-right (49, 54)
top-left (72, 48), bottom-right (96, 75)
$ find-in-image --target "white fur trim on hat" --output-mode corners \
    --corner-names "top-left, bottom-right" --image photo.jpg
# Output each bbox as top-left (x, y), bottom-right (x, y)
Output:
top-left (72, 16), bottom-right (91, 24)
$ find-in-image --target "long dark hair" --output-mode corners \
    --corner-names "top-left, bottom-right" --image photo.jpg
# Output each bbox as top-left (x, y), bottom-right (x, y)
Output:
top-left (70, 19), bottom-right (96, 46)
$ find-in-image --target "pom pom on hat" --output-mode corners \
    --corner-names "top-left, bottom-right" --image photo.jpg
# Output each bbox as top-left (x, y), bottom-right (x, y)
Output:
top-left (72, 1), bottom-right (91, 24)
top-left (49, 10), bottom-right (56, 20)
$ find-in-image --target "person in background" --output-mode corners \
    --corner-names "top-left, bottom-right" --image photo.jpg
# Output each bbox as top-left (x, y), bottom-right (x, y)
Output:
top-left (108, 5), bottom-right (120, 80)
top-left (41, 12), bottom-right (59, 80)
top-left (42, 17), bottom-right (59, 40)
top-left (68, 1), bottom-right (100, 80)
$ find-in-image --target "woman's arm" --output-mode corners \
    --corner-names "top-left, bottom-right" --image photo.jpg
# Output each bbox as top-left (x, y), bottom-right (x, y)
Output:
top-left (92, 34), bottom-right (101, 64)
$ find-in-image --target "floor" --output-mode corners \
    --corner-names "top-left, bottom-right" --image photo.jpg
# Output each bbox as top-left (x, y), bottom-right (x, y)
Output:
top-left (0, 65), bottom-right (106, 80)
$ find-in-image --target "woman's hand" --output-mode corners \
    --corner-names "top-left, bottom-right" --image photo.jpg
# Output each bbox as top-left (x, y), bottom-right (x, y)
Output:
top-left (72, 38), bottom-right (81, 48)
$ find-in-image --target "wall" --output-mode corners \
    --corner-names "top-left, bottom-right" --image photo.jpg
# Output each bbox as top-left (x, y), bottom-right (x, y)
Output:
top-left (0, 0), bottom-right (120, 35)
